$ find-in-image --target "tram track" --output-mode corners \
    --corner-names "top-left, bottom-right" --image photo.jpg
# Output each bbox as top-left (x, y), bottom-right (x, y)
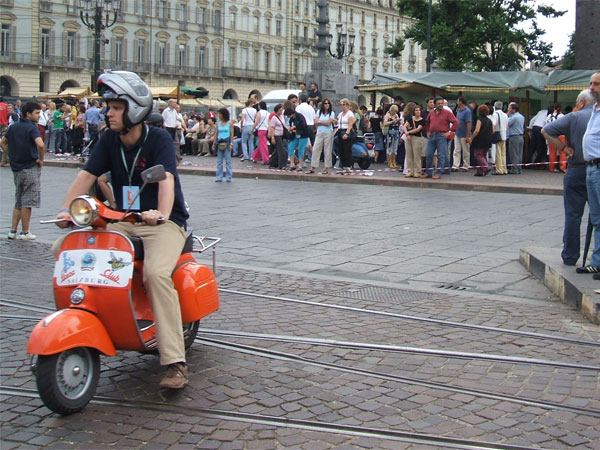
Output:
top-left (2, 308), bottom-right (599, 419)
top-left (220, 289), bottom-right (600, 347)
top-left (2, 253), bottom-right (598, 347)
top-left (0, 385), bottom-right (548, 450)
top-left (1, 299), bottom-right (599, 373)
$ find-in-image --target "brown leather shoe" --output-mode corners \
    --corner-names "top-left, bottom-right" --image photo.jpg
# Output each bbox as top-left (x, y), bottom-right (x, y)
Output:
top-left (432, 174), bottom-right (441, 179)
top-left (160, 363), bottom-right (188, 389)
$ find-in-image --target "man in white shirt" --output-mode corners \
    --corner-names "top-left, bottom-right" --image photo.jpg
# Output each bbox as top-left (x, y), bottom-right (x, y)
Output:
top-left (295, 94), bottom-right (316, 158)
top-left (528, 108), bottom-right (549, 166)
top-left (161, 99), bottom-right (179, 142)
top-left (37, 103), bottom-right (49, 143)
top-left (490, 101), bottom-right (508, 174)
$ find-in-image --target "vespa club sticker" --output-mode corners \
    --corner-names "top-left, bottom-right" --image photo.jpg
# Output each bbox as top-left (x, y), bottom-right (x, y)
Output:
top-left (55, 250), bottom-right (134, 288)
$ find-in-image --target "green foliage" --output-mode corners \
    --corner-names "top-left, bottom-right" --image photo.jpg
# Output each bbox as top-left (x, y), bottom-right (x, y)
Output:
top-left (562, 33), bottom-right (575, 70)
top-left (388, 0), bottom-right (564, 71)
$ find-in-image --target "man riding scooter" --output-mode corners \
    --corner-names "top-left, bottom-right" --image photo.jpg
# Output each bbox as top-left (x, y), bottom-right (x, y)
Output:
top-left (54, 71), bottom-right (191, 389)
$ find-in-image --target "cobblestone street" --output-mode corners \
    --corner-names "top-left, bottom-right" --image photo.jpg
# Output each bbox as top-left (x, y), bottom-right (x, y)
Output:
top-left (1, 166), bottom-right (599, 449)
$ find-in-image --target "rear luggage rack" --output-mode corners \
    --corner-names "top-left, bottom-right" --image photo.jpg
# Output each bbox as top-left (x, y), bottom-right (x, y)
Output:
top-left (192, 236), bottom-right (221, 273)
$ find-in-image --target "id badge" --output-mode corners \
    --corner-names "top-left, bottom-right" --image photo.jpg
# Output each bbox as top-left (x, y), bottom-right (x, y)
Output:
top-left (122, 185), bottom-right (140, 210)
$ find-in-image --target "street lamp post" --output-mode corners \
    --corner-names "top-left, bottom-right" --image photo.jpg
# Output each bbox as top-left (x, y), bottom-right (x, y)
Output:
top-left (327, 23), bottom-right (355, 60)
top-left (78, 0), bottom-right (121, 92)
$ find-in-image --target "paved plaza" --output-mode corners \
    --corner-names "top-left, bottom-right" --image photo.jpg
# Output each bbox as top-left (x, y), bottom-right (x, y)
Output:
top-left (1, 166), bottom-right (599, 448)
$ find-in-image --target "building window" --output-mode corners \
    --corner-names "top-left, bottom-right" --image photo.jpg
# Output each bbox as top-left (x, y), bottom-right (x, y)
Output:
top-left (177, 2), bottom-right (186, 22)
top-left (41, 28), bottom-right (50, 60)
top-left (303, 26), bottom-right (308, 38)
top-left (275, 20), bottom-right (281, 36)
top-left (267, 0), bottom-right (271, 7)
top-left (253, 16), bottom-right (259, 33)
top-left (67, 31), bottom-right (76, 63)
top-left (372, 38), bottom-right (377, 54)
top-left (264, 51), bottom-right (270, 72)
top-left (136, 39), bottom-right (145, 65)
top-left (198, 46), bottom-right (206, 71)
top-left (304, 0), bottom-right (308, 15)
top-left (114, 36), bottom-right (123, 65)
top-left (350, 9), bottom-right (353, 24)
top-left (214, 10), bottom-right (221, 29)
top-left (294, 57), bottom-right (298, 74)
top-left (338, 7), bottom-right (341, 21)
top-left (137, 0), bottom-right (146, 16)
top-left (265, 18), bottom-right (271, 35)
top-left (254, 49), bottom-right (259, 67)
top-left (158, 0), bottom-right (168, 20)
top-left (214, 47), bottom-right (221, 68)
top-left (1, 24), bottom-right (11, 57)
top-left (178, 44), bottom-right (186, 69)
top-left (275, 51), bottom-right (281, 72)
top-left (361, 11), bottom-right (365, 26)
top-left (278, 0), bottom-right (282, 9)
top-left (197, 7), bottom-right (205, 26)
top-left (228, 47), bottom-right (236, 68)
top-left (374, 14), bottom-right (377, 28)
top-left (159, 41), bottom-right (166, 67)
top-left (230, 12), bottom-right (236, 29)
top-left (385, 16), bottom-right (388, 31)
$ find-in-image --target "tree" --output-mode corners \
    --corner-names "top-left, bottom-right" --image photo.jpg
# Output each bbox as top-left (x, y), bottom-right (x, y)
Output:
top-left (386, 0), bottom-right (565, 71)
top-left (561, 33), bottom-right (575, 70)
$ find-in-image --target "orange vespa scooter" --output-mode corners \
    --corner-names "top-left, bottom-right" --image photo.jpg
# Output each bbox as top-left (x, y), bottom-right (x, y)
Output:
top-left (27, 165), bottom-right (220, 415)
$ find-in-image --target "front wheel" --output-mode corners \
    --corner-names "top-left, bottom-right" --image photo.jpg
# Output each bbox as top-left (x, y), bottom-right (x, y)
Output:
top-left (357, 158), bottom-right (371, 170)
top-left (183, 321), bottom-right (200, 349)
top-left (36, 347), bottom-right (100, 415)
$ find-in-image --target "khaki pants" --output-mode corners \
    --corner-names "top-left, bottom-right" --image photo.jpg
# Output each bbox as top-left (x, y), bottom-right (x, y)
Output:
top-left (405, 136), bottom-right (424, 175)
top-left (453, 136), bottom-right (470, 169)
top-left (53, 221), bottom-right (187, 365)
top-left (495, 140), bottom-right (507, 174)
top-left (311, 131), bottom-right (334, 169)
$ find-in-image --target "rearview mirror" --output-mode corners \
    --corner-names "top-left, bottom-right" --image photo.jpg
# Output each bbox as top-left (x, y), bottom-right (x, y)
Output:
top-left (141, 165), bottom-right (166, 183)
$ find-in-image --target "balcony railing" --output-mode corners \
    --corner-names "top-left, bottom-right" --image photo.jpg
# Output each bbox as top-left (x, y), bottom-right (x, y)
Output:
top-left (293, 37), bottom-right (316, 48)
top-left (222, 67), bottom-right (288, 82)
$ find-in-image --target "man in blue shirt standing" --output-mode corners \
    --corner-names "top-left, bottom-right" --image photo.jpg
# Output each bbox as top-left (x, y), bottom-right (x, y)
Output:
top-left (579, 71), bottom-right (600, 277)
top-left (84, 100), bottom-right (102, 142)
top-left (507, 103), bottom-right (525, 174)
top-left (542, 90), bottom-right (595, 266)
top-left (0, 101), bottom-right (45, 240)
top-left (452, 97), bottom-right (471, 172)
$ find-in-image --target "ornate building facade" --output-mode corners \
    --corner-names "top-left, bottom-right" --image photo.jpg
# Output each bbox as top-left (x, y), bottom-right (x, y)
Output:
top-left (0, 0), bottom-right (425, 101)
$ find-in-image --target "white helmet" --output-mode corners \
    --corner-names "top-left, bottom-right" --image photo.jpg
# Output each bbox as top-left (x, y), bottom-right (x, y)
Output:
top-left (97, 71), bottom-right (153, 129)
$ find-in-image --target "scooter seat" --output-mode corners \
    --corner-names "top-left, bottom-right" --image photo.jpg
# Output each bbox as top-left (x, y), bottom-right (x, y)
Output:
top-left (130, 231), bottom-right (194, 261)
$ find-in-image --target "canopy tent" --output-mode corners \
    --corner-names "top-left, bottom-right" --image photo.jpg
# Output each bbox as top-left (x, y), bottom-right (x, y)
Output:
top-left (544, 70), bottom-right (596, 92)
top-left (179, 86), bottom-right (209, 98)
top-left (357, 71), bottom-right (548, 100)
top-left (49, 87), bottom-right (92, 99)
top-left (149, 86), bottom-right (208, 100)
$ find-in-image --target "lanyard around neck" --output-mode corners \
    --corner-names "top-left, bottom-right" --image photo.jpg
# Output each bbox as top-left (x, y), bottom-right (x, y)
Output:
top-left (121, 125), bottom-right (149, 185)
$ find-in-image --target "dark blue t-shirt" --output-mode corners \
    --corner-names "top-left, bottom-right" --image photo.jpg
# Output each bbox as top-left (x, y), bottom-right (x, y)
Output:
top-left (84, 125), bottom-right (189, 228)
top-left (6, 118), bottom-right (41, 172)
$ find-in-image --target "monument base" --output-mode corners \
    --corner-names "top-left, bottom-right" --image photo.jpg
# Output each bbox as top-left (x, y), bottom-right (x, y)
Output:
top-left (305, 57), bottom-right (359, 109)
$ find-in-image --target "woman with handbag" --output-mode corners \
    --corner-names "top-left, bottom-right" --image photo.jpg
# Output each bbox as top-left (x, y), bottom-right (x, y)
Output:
top-left (250, 101), bottom-right (269, 164)
top-left (214, 108), bottom-right (234, 182)
top-left (309, 99), bottom-right (336, 174)
top-left (268, 104), bottom-right (289, 170)
top-left (285, 106), bottom-right (310, 172)
top-left (383, 105), bottom-right (401, 169)
top-left (468, 104), bottom-right (494, 176)
top-left (337, 98), bottom-right (356, 173)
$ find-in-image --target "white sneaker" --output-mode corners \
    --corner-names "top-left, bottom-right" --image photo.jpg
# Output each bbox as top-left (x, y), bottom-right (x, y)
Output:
top-left (7, 230), bottom-right (16, 239)
top-left (17, 232), bottom-right (36, 240)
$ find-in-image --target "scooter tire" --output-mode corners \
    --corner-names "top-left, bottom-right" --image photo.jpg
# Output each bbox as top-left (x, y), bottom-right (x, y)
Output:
top-left (36, 347), bottom-right (100, 416)
top-left (183, 321), bottom-right (200, 349)
top-left (357, 158), bottom-right (371, 170)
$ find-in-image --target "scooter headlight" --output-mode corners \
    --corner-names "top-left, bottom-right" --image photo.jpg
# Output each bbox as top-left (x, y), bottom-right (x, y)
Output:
top-left (70, 288), bottom-right (86, 305)
top-left (69, 196), bottom-right (98, 226)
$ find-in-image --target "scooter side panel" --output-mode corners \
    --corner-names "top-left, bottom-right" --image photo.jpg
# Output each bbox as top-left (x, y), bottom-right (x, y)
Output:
top-left (27, 309), bottom-right (116, 356)
top-left (53, 230), bottom-right (146, 351)
top-left (173, 255), bottom-right (220, 323)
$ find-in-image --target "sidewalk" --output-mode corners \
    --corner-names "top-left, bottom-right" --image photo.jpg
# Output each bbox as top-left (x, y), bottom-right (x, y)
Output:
top-left (44, 152), bottom-right (565, 196)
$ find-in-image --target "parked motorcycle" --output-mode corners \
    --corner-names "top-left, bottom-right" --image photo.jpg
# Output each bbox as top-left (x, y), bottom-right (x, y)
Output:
top-left (331, 132), bottom-right (375, 170)
top-left (27, 165), bottom-right (220, 415)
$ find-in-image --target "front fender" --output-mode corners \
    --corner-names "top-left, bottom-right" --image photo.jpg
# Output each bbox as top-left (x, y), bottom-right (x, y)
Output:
top-left (27, 309), bottom-right (116, 356)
